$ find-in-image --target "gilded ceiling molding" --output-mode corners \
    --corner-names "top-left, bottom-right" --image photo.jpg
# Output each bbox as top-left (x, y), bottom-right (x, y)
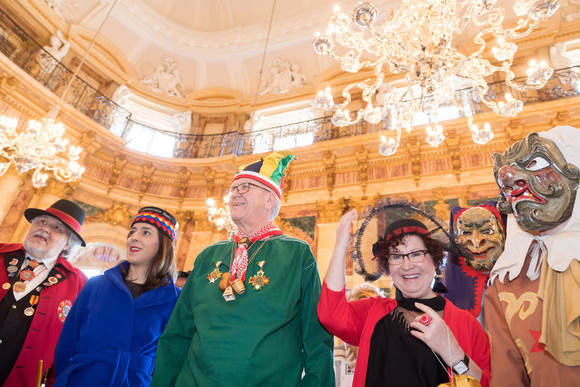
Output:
top-left (458, 187), bottom-right (472, 209)
top-left (355, 145), bottom-right (369, 196)
top-left (445, 128), bottom-right (462, 183)
top-left (349, 193), bottom-right (380, 214)
top-left (87, 202), bottom-right (132, 228)
top-left (107, 155), bottom-right (128, 194)
top-left (204, 167), bottom-right (217, 199)
top-left (432, 187), bottom-right (450, 221)
top-left (178, 167), bottom-right (192, 208)
top-left (37, 179), bottom-right (73, 199)
top-left (505, 119), bottom-right (526, 142)
top-left (324, 150), bottom-right (336, 199)
top-left (138, 162), bottom-right (155, 203)
top-left (406, 135), bottom-right (422, 188)
top-left (316, 197), bottom-right (347, 224)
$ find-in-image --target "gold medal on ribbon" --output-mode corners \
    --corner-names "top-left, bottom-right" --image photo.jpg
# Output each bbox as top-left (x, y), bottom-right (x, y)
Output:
top-left (207, 261), bottom-right (222, 284)
top-left (249, 261), bottom-right (269, 290)
top-left (24, 294), bottom-right (39, 316)
top-left (19, 270), bottom-right (34, 282)
top-left (13, 281), bottom-right (26, 293)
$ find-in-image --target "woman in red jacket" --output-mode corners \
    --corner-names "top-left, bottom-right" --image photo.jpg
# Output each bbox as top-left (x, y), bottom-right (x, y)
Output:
top-left (318, 208), bottom-right (490, 387)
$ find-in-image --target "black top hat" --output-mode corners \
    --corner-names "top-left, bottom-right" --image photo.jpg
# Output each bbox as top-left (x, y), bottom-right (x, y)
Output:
top-left (24, 199), bottom-right (86, 246)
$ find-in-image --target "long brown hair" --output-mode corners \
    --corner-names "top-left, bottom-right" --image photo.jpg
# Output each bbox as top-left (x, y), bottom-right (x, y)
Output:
top-left (122, 232), bottom-right (178, 290)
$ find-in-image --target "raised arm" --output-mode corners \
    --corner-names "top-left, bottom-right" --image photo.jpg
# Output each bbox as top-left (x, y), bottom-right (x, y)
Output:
top-left (324, 209), bottom-right (357, 291)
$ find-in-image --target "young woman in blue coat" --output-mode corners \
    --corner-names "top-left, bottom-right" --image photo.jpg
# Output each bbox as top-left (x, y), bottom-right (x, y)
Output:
top-left (53, 207), bottom-right (181, 387)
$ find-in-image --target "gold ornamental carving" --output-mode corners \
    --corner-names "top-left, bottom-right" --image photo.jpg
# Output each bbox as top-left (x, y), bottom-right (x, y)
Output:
top-left (446, 129), bottom-right (461, 183)
top-left (432, 187), bottom-right (450, 221)
top-left (349, 193), bottom-right (380, 214)
top-left (107, 155), bottom-right (127, 194)
top-left (316, 197), bottom-right (346, 223)
top-left (37, 179), bottom-right (73, 198)
top-left (324, 151), bottom-right (335, 199)
top-left (356, 146), bottom-right (368, 196)
top-left (204, 167), bottom-right (216, 198)
top-left (178, 167), bottom-right (192, 208)
top-left (406, 135), bottom-right (421, 187)
top-left (88, 203), bottom-right (132, 228)
top-left (138, 162), bottom-right (155, 202)
top-left (505, 119), bottom-right (525, 142)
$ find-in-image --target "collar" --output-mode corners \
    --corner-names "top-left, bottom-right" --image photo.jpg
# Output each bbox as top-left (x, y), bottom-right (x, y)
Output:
top-left (490, 193), bottom-right (580, 284)
top-left (25, 253), bottom-right (58, 271)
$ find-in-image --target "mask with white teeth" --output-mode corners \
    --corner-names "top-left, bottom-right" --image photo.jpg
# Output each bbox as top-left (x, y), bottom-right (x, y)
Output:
top-left (493, 133), bottom-right (580, 232)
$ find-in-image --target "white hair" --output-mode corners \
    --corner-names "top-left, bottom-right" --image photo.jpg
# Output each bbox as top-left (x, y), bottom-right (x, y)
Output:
top-left (269, 194), bottom-right (281, 222)
top-left (60, 232), bottom-right (83, 259)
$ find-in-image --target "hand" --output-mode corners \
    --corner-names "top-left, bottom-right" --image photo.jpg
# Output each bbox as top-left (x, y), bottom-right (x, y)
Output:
top-left (335, 209), bottom-right (357, 256)
top-left (409, 302), bottom-right (464, 367)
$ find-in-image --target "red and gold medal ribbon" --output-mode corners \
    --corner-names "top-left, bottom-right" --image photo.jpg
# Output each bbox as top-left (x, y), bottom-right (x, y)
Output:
top-left (231, 223), bottom-right (282, 281)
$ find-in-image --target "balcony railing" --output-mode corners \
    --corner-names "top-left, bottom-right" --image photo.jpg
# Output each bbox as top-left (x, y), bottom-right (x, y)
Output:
top-left (1, 8), bottom-right (580, 159)
top-left (0, 8), bottom-right (131, 134)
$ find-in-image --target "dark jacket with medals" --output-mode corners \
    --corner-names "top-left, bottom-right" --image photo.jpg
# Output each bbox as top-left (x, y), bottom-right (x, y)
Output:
top-left (0, 243), bottom-right (87, 387)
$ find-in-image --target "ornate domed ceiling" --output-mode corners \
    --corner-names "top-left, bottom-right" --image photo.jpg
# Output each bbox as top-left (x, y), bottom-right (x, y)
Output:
top-left (55, 0), bottom-right (397, 97)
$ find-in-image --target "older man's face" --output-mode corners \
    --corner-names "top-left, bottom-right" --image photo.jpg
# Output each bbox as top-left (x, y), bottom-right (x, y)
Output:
top-left (455, 207), bottom-right (505, 272)
top-left (23, 215), bottom-right (71, 260)
top-left (228, 178), bottom-right (273, 230)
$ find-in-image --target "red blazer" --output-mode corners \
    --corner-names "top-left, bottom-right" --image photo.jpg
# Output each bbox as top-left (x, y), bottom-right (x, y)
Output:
top-left (0, 243), bottom-right (87, 387)
top-left (318, 282), bottom-right (490, 387)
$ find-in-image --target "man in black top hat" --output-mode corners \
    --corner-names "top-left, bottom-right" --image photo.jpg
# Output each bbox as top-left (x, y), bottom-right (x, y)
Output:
top-left (0, 199), bottom-right (88, 387)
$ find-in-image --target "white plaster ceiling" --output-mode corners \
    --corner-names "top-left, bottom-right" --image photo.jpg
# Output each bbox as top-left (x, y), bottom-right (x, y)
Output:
top-left (58, 0), bottom-right (400, 96)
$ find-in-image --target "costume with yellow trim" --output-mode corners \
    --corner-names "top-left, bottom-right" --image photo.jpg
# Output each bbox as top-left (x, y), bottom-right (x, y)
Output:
top-left (484, 126), bottom-right (580, 386)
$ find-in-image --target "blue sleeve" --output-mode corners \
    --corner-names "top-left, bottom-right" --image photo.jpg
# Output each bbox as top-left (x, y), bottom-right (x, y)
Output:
top-left (53, 277), bottom-right (95, 377)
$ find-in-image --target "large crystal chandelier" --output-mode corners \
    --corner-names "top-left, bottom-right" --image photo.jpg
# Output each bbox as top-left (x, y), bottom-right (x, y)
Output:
top-left (0, 110), bottom-right (84, 187)
top-left (312, 0), bottom-right (559, 156)
top-left (206, 194), bottom-right (237, 235)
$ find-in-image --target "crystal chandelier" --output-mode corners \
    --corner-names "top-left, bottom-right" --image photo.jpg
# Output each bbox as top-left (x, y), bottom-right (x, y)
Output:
top-left (312, 0), bottom-right (559, 156)
top-left (206, 194), bottom-right (237, 235)
top-left (0, 110), bottom-right (84, 187)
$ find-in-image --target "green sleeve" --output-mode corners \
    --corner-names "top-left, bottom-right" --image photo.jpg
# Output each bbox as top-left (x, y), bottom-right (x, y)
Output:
top-left (151, 263), bottom-right (197, 386)
top-left (300, 245), bottom-right (336, 387)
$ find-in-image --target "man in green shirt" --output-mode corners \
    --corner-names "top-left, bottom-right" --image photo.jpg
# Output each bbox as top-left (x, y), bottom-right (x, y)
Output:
top-left (152, 151), bottom-right (335, 386)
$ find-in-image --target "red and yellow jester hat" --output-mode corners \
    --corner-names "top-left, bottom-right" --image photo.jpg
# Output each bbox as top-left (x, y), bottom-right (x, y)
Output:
top-left (232, 150), bottom-right (295, 198)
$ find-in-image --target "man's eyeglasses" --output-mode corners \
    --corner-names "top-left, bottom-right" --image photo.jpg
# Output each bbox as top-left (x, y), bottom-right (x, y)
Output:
top-left (387, 250), bottom-right (429, 265)
top-left (225, 182), bottom-right (270, 196)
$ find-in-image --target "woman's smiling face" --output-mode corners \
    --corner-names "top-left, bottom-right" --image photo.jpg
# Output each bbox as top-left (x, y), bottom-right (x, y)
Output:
top-left (388, 234), bottom-right (436, 299)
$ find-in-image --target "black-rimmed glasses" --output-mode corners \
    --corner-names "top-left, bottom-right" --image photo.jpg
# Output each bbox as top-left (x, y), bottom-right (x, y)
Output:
top-left (225, 182), bottom-right (270, 196)
top-left (387, 250), bottom-right (429, 265)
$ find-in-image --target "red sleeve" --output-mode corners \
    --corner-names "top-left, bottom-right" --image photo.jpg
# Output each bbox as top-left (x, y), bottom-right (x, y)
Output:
top-left (317, 281), bottom-right (380, 346)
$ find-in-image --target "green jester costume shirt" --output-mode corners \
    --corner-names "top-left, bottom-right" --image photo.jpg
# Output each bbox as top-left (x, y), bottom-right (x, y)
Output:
top-left (151, 234), bottom-right (335, 387)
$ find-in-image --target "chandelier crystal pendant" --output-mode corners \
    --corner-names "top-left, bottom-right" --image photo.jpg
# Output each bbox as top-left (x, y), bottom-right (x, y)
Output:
top-left (312, 0), bottom-right (560, 155)
top-left (0, 109), bottom-right (85, 187)
top-left (206, 194), bottom-right (237, 235)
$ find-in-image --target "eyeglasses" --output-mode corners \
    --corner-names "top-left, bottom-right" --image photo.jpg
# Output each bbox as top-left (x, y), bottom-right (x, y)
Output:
top-left (387, 250), bottom-right (429, 265)
top-left (225, 182), bottom-right (270, 196)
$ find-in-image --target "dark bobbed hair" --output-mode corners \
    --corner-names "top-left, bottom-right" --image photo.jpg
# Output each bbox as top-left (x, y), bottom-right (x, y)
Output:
top-left (121, 231), bottom-right (178, 290)
top-left (375, 232), bottom-right (444, 275)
